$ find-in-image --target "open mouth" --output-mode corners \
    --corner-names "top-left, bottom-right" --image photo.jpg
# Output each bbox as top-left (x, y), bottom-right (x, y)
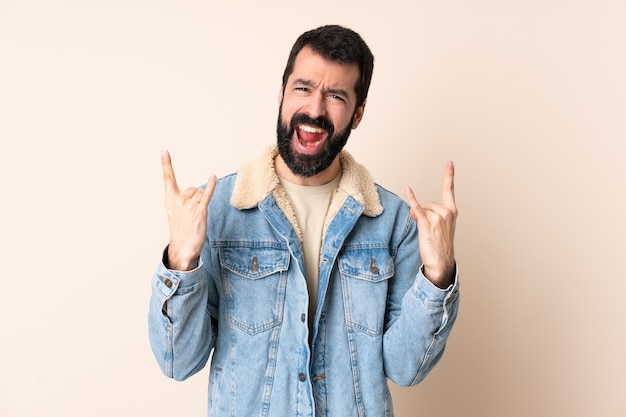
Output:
top-left (294, 124), bottom-right (328, 154)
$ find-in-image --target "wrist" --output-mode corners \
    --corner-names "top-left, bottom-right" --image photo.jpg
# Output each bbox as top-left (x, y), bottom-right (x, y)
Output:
top-left (423, 263), bottom-right (455, 289)
top-left (164, 245), bottom-right (199, 271)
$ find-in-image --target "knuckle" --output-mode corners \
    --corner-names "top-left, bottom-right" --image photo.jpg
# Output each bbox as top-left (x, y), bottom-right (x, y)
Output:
top-left (442, 208), bottom-right (456, 221)
top-left (182, 187), bottom-right (196, 197)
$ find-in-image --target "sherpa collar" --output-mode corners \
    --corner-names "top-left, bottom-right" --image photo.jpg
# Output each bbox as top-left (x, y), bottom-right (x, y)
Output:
top-left (230, 145), bottom-right (384, 218)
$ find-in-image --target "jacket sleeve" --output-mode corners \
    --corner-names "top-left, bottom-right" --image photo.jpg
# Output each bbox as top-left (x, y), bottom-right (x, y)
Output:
top-left (148, 249), bottom-right (218, 381)
top-left (382, 214), bottom-right (460, 387)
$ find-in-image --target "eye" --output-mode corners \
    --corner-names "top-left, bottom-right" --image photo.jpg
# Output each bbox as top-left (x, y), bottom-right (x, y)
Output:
top-left (328, 94), bottom-right (346, 102)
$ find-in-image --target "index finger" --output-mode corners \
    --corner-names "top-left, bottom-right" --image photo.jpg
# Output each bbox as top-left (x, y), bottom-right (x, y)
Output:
top-left (442, 161), bottom-right (456, 208)
top-left (404, 185), bottom-right (427, 222)
top-left (161, 150), bottom-right (180, 193)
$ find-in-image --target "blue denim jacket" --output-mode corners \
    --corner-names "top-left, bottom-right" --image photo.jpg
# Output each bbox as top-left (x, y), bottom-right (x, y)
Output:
top-left (148, 147), bottom-right (460, 417)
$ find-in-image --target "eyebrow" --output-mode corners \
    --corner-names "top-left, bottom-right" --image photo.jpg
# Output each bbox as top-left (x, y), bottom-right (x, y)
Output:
top-left (292, 78), bottom-right (350, 98)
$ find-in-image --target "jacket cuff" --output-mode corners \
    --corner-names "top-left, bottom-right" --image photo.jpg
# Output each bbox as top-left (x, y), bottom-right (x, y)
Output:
top-left (153, 247), bottom-right (204, 298)
top-left (413, 264), bottom-right (459, 305)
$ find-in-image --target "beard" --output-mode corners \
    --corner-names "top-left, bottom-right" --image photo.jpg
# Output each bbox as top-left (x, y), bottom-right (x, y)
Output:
top-left (276, 106), bottom-right (354, 178)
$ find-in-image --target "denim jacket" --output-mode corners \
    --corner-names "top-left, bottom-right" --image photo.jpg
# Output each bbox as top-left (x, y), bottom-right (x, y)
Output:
top-left (148, 146), bottom-right (460, 417)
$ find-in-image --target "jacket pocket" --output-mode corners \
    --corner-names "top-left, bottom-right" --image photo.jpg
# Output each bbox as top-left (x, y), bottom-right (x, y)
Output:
top-left (220, 243), bottom-right (289, 335)
top-left (339, 247), bottom-right (394, 337)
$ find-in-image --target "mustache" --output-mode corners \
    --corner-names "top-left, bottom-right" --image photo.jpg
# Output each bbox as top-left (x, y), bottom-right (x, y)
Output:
top-left (289, 113), bottom-right (334, 136)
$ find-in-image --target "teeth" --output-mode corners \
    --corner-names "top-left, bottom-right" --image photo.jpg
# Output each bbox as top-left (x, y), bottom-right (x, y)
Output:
top-left (299, 125), bottom-right (324, 133)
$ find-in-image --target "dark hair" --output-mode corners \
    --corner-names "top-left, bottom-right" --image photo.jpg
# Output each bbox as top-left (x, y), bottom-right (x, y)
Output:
top-left (281, 25), bottom-right (374, 108)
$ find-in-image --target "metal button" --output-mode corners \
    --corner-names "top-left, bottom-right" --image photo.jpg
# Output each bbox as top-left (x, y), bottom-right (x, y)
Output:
top-left (298, 373), bottom-right (306, 382)
top-left (164, 278), bottom-right (173, 288)
top-left (301, 313), bottom-right (306, 322)
top-left (370, 257), bottom-right (379, 274)
top-left (250, 256), bottom-right (259, 272)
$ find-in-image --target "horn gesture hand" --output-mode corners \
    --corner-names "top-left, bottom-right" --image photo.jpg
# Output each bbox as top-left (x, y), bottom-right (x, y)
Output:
top-left (405, 161), bottom-right (458, 289)
top-left (161, 150), bottom-right (217, 271)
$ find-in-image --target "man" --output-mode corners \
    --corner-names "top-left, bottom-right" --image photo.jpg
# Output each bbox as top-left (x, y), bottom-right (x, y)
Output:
top-left (149, 24), bottom-right (459, 417)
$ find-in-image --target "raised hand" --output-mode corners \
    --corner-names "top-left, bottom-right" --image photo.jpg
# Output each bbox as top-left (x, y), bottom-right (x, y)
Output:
top-left (161, 150), bottom-right (217, 271)
top-left (405, 161), bottom-right (457, 288)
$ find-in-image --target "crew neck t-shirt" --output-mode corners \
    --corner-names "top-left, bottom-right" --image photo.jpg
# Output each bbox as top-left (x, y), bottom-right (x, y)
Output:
top-left (279, 174), bottom-right (341, 329)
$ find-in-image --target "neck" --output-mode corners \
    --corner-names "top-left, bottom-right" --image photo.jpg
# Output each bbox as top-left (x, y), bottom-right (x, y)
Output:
top-left (274, 155), bottom-right (341, 186)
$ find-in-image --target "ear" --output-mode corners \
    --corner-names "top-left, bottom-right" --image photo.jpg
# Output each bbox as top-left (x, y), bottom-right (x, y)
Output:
top-left (351, 100), bottom-right (366, 129)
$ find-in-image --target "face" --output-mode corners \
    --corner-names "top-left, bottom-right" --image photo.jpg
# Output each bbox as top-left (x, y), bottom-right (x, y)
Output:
top-left (277, 46), bottom-right (365, 178)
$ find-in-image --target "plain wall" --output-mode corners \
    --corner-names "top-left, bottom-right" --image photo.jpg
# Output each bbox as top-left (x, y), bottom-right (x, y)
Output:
top-left (1, 1), bottom-right (624, 416)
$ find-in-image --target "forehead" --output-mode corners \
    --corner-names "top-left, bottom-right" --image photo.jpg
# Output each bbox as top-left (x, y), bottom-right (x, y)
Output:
top-left (289, 46), bottom-right (360, 95)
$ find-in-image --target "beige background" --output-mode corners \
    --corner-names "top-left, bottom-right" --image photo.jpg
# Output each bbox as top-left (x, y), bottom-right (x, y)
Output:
top-left (1, 0), bottom-right (625, 416)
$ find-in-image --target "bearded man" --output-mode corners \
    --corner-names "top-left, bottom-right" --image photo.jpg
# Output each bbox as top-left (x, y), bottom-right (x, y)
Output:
top-left (149, 24), bottom-right (460, 417)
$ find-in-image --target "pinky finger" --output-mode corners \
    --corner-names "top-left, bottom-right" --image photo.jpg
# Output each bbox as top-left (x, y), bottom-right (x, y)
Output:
top-left (201, 174), bottom-right (217, 206)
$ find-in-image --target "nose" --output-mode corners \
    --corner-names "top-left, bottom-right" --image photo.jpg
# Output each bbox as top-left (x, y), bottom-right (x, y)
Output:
top-left (303, 92), bottom-right (327, 119)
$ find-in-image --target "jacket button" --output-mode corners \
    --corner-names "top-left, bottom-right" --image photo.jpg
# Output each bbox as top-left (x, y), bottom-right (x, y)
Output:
top-left (250, 256), bottom-right (259, 272)
top-left (164, 278), bottom-right (173, 288)
top-left (298, 373), bottom-right (306, 382)
top-left (369, 257), bottom-right (380, 274)
top-left (301, 313), bottom-right (306, 322)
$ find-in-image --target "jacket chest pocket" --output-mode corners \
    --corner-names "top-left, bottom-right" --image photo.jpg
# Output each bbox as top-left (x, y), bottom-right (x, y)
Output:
top-left (219, 244), bottom-right (290, 335)
top-left (338, 248), bottom-right (394, 337)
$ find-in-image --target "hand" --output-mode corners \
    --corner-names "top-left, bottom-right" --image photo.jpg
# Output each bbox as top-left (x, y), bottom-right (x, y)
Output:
top-left (161, 150), bottom-right (216, 271)
top-left (405, 161), bottom-right (457, 288)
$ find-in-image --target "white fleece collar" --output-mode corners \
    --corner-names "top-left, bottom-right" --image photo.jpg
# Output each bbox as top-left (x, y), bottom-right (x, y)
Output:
top-left (230, 145), bottom-right (383, 218)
